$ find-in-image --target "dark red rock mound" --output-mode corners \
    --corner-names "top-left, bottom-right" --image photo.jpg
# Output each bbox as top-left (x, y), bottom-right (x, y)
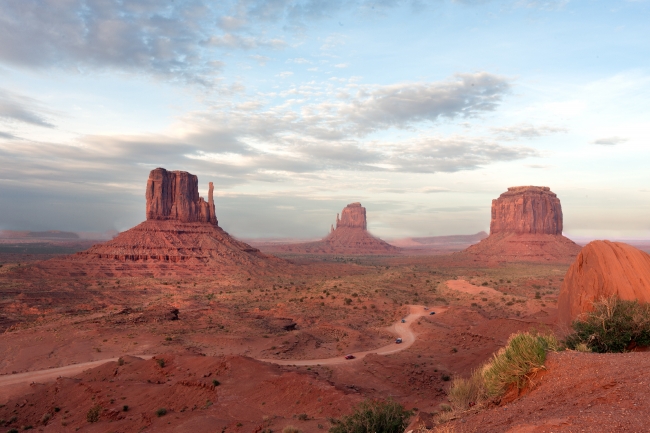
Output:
top-left (461, 186), bottom-right (580, 263)
top-left (558, 240), bottom-right (650, 325)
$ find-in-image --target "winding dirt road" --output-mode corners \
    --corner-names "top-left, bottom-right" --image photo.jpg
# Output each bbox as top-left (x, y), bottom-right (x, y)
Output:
top-left (0, 304), bottom-right (443, 391)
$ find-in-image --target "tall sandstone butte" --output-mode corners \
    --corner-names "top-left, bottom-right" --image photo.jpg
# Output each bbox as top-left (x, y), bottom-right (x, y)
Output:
top-left (462, 186), bottom-right (580, 263)
top-left (490, 186), bottom-right (562, 235)
top-left (146, 168), bottom-right (217, 225)
top-left (28, 168), bottom-right (282, 277)
top-left (336, 202), bottom-right (367, 230)
top-left (558, 241), bottom-right (650, 326)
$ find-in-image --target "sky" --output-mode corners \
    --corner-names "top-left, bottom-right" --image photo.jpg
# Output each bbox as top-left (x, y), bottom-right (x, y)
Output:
top-left (0, 0), bottom-right (649, 240)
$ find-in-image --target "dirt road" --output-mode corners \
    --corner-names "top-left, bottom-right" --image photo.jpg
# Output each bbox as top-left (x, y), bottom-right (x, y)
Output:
top-left (259, 304), bottom-right (444, 366)
top-left (0, 305), bottom-right (442, 391)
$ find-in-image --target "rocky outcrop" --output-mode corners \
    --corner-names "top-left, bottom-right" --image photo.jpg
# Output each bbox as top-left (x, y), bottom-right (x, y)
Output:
top-left (146, 168), bottom-right (217, 225)
top-left (490, 186), bottom-right (563, 235)
top-left (558, 241), bottom-right (650, 325)
top-left (336, 203), bottom-right (367, 230)
top-left (461, 186), bottom-right (580, 263)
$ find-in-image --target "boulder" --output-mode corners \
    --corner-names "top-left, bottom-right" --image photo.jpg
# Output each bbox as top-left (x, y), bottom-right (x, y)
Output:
top-left (145, 168), bottom-right (217, 225)
top-left (558, 240), bottom-right (650, 325)
top-left (490, 186), bottom-right (562, 235)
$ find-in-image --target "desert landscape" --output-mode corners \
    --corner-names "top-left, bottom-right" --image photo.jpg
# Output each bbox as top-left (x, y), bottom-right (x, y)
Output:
top-left (1, 2), bottom-right (649, 433)
top-left (1, 169), bottom-right (649, 433)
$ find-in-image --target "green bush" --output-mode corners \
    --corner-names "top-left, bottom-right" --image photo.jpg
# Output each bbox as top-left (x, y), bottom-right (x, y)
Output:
top-left (328, 399), bottom-right (412, 433)
top-left (565, 297), bottom-right (650, 353)
top-left (156, 408), bottom-right (167, 417)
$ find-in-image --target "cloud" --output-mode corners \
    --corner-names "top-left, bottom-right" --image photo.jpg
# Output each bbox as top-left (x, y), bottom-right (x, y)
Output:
top-left (491, 123), bottom-right (567, 140)
top-left (526, 164), bottom-right (551, 169)
top-left (0, 88), bottom-right (54, 128)
top-left (338, 73), bottom-right (511, 134)
top-left (592, 136), bottom-right (628, 146)
top-left (206, 34), bottom-right (286, 50)
top-left (420, 186), bottom-right (451, 193)
top-left (0, 131), bottom-right (16, 139)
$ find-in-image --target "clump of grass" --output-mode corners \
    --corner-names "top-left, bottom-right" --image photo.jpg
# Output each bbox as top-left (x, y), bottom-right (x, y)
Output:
top-left (565, 296), bottom-right (650, 353)
top-left (328, 398), bottom-right (412, 433)
top-left (445, 331), bottom-right (557, 416)
top-left (155, 408), bottom-right (167, 417)
top-left (482, 332), bottom-right (557, 396)
top-left (283, 426), bottom-right (302, 433)
top-left (156, 358), bottom-right (165, 368)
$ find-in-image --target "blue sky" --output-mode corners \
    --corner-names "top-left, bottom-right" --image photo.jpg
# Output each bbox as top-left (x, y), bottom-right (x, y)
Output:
top-left (0, 0), bottom-right (649, 239)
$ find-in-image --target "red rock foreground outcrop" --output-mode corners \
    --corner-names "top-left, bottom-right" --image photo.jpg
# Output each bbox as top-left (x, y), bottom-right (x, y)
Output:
top-left (462, 186), bottom-right (581, 263)
top-left (24, 168), bottom-right (282, 277)
top-left (558, 240), bottom-right (650, 325)
top-left (256, 203), bottom-right (400, 255)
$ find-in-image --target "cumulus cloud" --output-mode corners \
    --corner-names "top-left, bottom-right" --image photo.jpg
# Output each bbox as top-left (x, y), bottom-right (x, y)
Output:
top-left (592, 136), bottom-right (628, 146)
top-left (0, 88), bottom-right (54, 128)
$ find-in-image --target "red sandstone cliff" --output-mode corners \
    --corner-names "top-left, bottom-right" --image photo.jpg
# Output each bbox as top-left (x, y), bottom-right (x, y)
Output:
top-left (336, 203), bottom-right (367, 230)
top-left (462, 186), bottom-right (580, 263)
top-left (558, 241), bottom-right (650, 326)
top-left (146, 168), bottom-right (217, 225)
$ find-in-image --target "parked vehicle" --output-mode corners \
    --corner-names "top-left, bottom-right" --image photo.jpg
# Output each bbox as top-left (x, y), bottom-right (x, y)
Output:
top-left (345, 354), bottom-right (355, 360)
top-left (401, 319), bottom-right (406, 323)
top-left (429, 311), bottom-right (436, 315)
top-left (424, 307), bottom-right (429, 310)
top-left (395, 338), bottom-right (403, 344)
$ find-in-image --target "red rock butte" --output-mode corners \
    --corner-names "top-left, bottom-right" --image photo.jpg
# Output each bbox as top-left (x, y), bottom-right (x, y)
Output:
top-left (461, 186), bottom-right (581, 263)
top-left (25, 168), bottom-right (282, 277)
top-left (259, 202), bottom-right (400, 255)
top-left (558, 241), bottom-right (650, 326)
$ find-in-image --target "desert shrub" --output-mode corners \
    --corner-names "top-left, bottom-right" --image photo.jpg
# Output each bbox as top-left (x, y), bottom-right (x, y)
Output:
top-left (297, 413), bottom-right (308, 421)
top-left (212, 379), bottom-right (221, 387)
top-left (86, 405), bottom-right (101, 423)
top-left (448, 369), bottom-right (486, 411)
top-left (482, 332), bottom-right (557, 397)
top-left (328, 398), bottom-right (412, 433)
top-left (7, 429), bottom-right (19, 433)
top-left (283, 426), bottom-right (302, 433)
top-left (156, 358), bottom-right (165, 368)
top-left (155, 408), bottom-right (167, 417)
top-left (117, 357), bottom-right (125, 366)
top-left (564, 297), bottom-right (650, 353)
top-left (40, 412), bottom-right (51, 425)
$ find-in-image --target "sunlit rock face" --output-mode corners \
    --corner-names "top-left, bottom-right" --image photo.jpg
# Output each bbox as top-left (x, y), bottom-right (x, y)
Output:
top-left (490, 186), bottom-right (563, 235)
top-left (146, 168), bottom-right (217, 225)
top-left (558, 240), bottom-right (650, 325)
top-left (335, 202), bottom-right (367, 230)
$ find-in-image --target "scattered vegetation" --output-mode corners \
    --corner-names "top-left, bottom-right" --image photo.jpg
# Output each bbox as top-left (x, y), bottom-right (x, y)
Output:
top-left (283, 426), bottom-right (302, 433)
top-left (565, 296), bottom-right (650, 353)
top-left (86, 405), bottom-right (102, 423)
top-left (328, 398), bottom-right (412, 433)
top-left (155, 408), bottom-right (167, 417)
top-left (156, 358), bottom-right (166, 368)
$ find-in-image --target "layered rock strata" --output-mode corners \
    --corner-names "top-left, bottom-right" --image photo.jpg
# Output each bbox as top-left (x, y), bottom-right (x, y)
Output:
top-left (28, 168), bottom-right (281, 277)
top-left (558, 241), bottom-right (650, 325)
top-left (462, 186), bottom-right (581, 263)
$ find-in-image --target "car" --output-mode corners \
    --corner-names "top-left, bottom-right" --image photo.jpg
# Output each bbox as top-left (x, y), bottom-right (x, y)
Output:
top-left (424, 307), bottom-right (429, 310)
top-left (395, 338), bottom-right (402, 344)
top-left (429, 311), bottom-right (436, 315)
top-left (345, 354), bottom-right (355, 360)
top-left (401, 319), bottom-right (406, 323)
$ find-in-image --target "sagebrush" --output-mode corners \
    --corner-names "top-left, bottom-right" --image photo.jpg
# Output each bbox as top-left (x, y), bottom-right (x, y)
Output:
top-left (328, 399), bottom-right (412, 433)
top-left (565, 296), bottom-right (650, 353)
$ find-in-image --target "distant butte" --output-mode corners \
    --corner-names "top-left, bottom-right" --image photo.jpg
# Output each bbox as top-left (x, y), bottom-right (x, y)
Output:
top-left (461, 186), bottom-right (581, 263)
top-left (24, 168), bottom-right (282, 277)
top-left (256, 202), bottom-right (401, 255)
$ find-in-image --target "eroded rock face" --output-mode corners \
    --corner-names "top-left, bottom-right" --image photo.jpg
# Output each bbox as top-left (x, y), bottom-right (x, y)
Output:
top-left (558, 241), bottom-right (650, 325)
top-left (336, 202), bottom-right (367, 230)
top-left (490, 186), bottom-right (563, 235)
top-left (145, 168), bottom-right (217, 225)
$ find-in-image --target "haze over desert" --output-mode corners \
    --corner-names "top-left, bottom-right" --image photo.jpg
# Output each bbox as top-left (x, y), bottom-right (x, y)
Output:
top-left (1, 2), bottom-right (650, 433)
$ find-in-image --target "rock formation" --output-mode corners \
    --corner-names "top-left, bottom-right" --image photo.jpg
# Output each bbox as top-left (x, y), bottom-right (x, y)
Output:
top-left (146, 168), bottom-right (217, 225)
top-left (254, 202), bottom-right (400, 255)
top-left (490, 186), bottom-right (562, 235)
top-left (29, 168), bottom-right (282, 277)
top-left (558, 241), bottom-right (650, 325)
top-left (461, 186), bottom-right (581, 263)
